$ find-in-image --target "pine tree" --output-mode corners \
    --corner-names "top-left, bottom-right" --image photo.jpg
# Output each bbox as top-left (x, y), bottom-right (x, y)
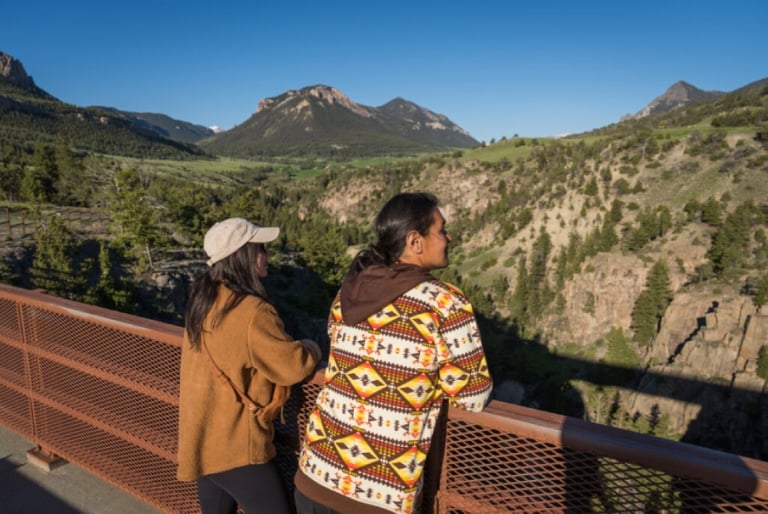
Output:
top-left (0, 163), bottom-right (23, 202)
top-left (21, 143), bottom-right (58, 203)
top-left (509, 255), bottom-right (529, 332)
top-left (491, 274), bottom-right (510, 303)
top-left (754, 275), bottom-right (768, 313)
top-left (554, 247), bottom-right (567, 291)
top-left (107, 167), bottom-right (167, 272)
top-left (598, 216), bottom-right (619, 252)
top-left (31, 214), bottom-right (76, 297)
top-left (608, 199), bottom-right (624, 223)
top-left (707, 201), bottom-right (758, 278)
top-left (700, 197), bottom-right (723, 227)
top-left (53, 137), bottom-right (91, 206)
top-left (757, 346), bottom-right (768, 381)
top-left (647, 260), bottom-right (672, 310)
top-left (84, 241), bottom-right (134, 312)
top-left (631, 260), bottom-right (672, 346)
top-left (565, 231), bottom-right (582, 277)
top-left (683, 199), bottom-right (702, 222)
top-left (656, 206), bottom-right (672, 238)
top-left (527, 227), bottom-right (553, 319)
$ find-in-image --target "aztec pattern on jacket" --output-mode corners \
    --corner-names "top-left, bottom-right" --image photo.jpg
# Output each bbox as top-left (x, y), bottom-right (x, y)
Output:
top-left (298, 279), bottom-right (493, 513)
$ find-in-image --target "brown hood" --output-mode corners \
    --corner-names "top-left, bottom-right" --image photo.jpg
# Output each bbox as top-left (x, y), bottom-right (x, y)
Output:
top-left (339, 264), bottom-right (434, 326)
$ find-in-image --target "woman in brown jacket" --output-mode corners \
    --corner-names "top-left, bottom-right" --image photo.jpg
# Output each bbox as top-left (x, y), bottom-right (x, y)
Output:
top-left (177, 217), bottom-right (322, 514)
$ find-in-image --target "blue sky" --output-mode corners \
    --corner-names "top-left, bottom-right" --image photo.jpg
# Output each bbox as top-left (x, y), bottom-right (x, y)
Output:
top-left (3, 1), bottom-right (766, 143)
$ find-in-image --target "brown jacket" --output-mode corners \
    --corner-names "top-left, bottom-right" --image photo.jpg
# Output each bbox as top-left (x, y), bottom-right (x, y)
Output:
top-left (177, 286), bottom-right (320, 481)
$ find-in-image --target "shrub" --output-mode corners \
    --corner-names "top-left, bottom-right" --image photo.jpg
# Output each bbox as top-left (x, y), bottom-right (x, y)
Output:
top-left (757, 346), bottom-right (768, 380)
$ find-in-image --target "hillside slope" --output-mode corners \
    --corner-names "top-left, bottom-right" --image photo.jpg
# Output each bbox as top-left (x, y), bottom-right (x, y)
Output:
top-left (96, 108), bottom-right (215, 143)
top-left (0, 51), bottom-right (206, 159)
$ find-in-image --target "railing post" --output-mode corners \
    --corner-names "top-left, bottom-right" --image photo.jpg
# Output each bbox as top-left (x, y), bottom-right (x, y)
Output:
top-left (422, 402), bottom-right (449, 514)
top-left (26, 445), bottom-right (67, 472)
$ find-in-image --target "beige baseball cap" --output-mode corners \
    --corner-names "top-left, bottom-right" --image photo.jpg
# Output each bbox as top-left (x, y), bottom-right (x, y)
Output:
top-left (204, 217), bottom-right (280, 266)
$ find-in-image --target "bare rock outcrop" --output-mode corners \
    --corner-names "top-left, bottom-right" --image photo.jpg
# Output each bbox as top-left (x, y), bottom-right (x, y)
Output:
top-left (543, 267), bottom-right (767, 458)
top-left (0, 52), bottom-right (35, 88)
top-left (541, 252), bottom-right (647, 346)
top-left (627, 290), bottom-right (768, 458)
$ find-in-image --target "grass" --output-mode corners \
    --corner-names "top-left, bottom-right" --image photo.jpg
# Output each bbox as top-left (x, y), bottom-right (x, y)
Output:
top-left (107, 155), bottom-right (296, 187)
top-left (654, 124), bottom-right (757, 138)
top-left (109, 152), bottom-right (438, 186)
top-left (460, 133), bottom-right (623, 164)
top-left (460, 138), bottom-right (540, 163)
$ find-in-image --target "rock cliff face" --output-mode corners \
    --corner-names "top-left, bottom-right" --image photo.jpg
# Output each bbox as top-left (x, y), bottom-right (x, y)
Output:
top-left (536, 266), bottom-right (768, 456)
top-left (629, 292), bottom-right (767, 457)
top-left (532, 241), bottom-right (767, 457)
top-left (257, 86), bottom-right (375, 119)
top-left (542, 253), bottom-right (648, 345)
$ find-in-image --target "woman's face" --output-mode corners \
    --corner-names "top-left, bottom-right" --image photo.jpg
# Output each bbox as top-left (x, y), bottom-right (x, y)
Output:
top-left (255, 244), bottom-right (269, 278)
top-left (419, 208), bottom-right (451, 270)
top-left (398, 208), bottom-right (452, 270)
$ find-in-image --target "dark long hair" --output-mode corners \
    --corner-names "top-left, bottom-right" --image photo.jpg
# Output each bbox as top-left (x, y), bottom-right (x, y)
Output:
top-left (185, 242), bottom-right (269, 349)
top-left (348, 192), bottom-right (439, 279)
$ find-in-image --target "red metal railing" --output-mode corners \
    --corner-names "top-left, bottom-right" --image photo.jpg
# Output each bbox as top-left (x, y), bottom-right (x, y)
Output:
top-left (1, 283), bottom-right (767, 513)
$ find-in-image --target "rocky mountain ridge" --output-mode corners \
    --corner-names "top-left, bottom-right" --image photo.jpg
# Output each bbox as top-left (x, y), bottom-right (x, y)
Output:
top-left (4, 50), bottom-right (754, 158)
top-left (377, 96), bottom-right (477, 147)
top-left (621, 80), bottom-right (725, 121)
top-left (1, 50), bottom-right (478, 156)
top-left (0, 52), bottom-right (33, 87)
top-left (0, 51), bottom-right (55, 99)
top-left (201, 84), bottom-right (478, 157)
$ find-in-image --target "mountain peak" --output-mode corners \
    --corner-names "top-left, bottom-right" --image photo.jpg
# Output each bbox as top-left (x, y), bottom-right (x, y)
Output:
top-left (378, 97), bottom-right (475, 141)
top-left (625, 80), bottom-right (725, 120)
top-left (205, 85), bottom-right (477, 158)
top-left (0, 51), bottom-right (36, 89)
top-left (256, 84), bottom-right (373, 118)
top-left (662, 80), bottom-right (707, 102)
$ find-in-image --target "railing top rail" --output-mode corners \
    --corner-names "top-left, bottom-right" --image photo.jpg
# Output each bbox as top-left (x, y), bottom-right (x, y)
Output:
top-left (453, 399), bottom-right (768, 500)
top-left (0, 283), bottom-right (183, 345)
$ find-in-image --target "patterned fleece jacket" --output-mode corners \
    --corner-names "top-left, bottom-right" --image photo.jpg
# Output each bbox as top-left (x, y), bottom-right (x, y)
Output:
top-left (296, 264), bottom-right (493, 514)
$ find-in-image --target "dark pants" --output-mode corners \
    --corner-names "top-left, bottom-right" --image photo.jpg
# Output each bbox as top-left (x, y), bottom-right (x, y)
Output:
top-left (294, 488), bottom-right (341, 514)
top-left (197, 462), bottom-right (291, 514)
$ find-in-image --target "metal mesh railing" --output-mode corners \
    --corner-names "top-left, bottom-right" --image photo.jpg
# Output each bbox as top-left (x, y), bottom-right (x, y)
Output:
top-left (1, 283), bottom-right (767, 513)
top-left (439, 404), bottom-right (768, 513)
top-left (0, 284), bottom-right (194, 513)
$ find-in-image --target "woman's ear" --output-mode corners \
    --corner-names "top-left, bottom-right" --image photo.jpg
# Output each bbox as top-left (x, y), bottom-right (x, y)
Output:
top-left (405, 230), bottom-right (423, 254)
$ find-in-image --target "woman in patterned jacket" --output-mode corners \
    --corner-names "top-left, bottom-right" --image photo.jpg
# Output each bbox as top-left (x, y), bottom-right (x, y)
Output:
top-left (294, 192), bottom-right (493, 514)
